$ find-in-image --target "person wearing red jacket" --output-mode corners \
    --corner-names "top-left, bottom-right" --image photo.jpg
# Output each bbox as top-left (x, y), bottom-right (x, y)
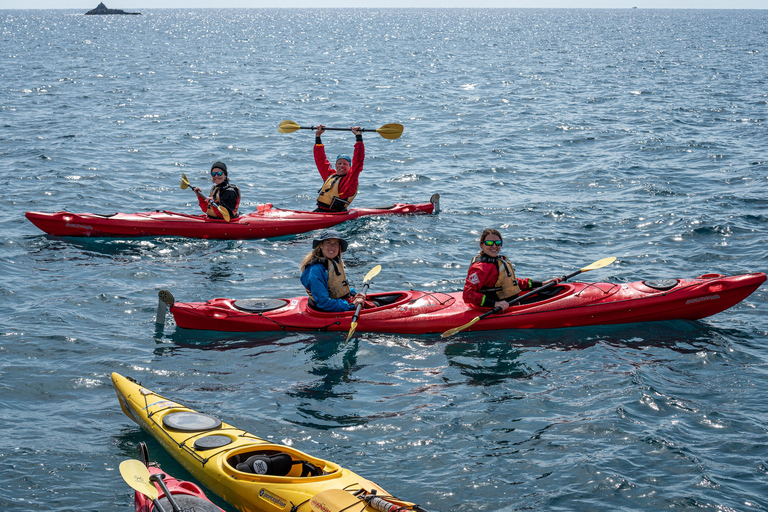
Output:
top-left (313, 125), bottom-right (364, 212)
top-left (463, 228), bottom-right (546, 311)
top-left (193, 161), bottom-right (240, 219)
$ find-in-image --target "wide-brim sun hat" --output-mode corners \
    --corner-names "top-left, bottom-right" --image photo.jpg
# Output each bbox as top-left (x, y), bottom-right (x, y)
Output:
top-left (312, 229), bottom-right (348, 252)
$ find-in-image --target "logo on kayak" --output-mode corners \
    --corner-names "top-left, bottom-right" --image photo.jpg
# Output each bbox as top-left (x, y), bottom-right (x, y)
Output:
top-left (259, 489), bottom-right (287, 508)
top-left (65, 222), bottom-right (93, 230)
top-left (686, 294), bottom-right (720, 305)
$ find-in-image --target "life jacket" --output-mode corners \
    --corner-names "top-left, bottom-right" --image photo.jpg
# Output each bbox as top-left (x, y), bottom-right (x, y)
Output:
top-left (304, 256), bottom-right (351, 304)
top-left (317, 174), bottom-right (356, 212)
top-left (207, 182), bottom-right (241, 218)
top-left (471, 254), bottom-right (520, 301)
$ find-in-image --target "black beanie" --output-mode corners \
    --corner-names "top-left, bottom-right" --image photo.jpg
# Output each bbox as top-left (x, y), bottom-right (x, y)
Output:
top-left (211, 161), bottom-right (227, 174)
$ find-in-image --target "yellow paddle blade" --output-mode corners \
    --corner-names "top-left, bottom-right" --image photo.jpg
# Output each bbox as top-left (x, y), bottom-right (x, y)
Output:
top-left (581, 256), bottom-right (616, 272)
top-left (364, 264), bottom-right (382, 283)
top-left (441, 315), bottom-right (481, 339)
top-left (309, 489), bottom-right (361, 512)
top-left (217, 205), bottom-right (231, 222)
top-left (345, 321), bottom-right (358, 344)
top-left (278, 120), bottom-right (300, 134)
top-left (119, 459), bottom-right (158, 501)
top-left (376, 123), bottom-right (404, 140)
top-left (180, 173), bottom-right (190, 190)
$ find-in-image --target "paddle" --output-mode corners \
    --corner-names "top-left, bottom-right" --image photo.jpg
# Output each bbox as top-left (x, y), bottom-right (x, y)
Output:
top-left (345, 265), bottom-right (382, 344)
top-left (344, 265), bottom-right (381, 345)
top-left (441, 256), bottom-right (617, 339)
top-left (119, 459), bottom-right (168, 512)
top-left (278, 120), bottom-right (404, 140)
top-left (149, 473), bottom-right (184, 512)
top-left (180, 173), bottom-right (231, 222)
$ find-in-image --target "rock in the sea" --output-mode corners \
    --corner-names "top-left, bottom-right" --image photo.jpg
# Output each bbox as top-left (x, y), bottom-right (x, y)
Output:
top-left (85, 2), bottom-right (141, 15)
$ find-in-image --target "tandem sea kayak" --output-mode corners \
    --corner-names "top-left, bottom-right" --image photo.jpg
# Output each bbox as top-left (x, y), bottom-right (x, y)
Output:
top-left (112, 372), bottom-right (427, 512)
top-left (164, 272), bottom-right (766, 334)
top-left (25, 194), bottom-right (438, 240)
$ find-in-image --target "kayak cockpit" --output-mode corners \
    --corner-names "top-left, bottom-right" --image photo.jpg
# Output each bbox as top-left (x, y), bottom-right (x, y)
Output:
top-left (225, 445), bottom-right (340, 481)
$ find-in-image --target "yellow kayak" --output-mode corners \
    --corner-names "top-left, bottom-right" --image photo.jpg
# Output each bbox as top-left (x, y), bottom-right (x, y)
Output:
top-left (111, 372), bottom-right (427, 512)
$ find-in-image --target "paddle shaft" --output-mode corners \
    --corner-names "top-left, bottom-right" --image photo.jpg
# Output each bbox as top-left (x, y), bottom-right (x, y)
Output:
top-left (479, 265), bottom-right (593, 320)
top-left (350, 281), bottom-right (372, 325)
top-left (292, 125), bottom-right (376, 133)
top-left (149, 473), bottom-right (182, 512)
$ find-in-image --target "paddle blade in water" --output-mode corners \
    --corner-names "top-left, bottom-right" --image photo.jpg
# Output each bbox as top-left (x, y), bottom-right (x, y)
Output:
top-left (441, 315), bottom-right (480, 338)
top-left (278, 120), bottom-right (301, 133)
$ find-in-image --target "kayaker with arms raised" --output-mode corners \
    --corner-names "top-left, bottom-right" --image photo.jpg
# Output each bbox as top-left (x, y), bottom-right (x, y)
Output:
top-left (463, 228), bottom-right (549, 311)
top-left (193, 162), bottom-right (240, 219)
top-left (300, 230), bottom-right (366, 312)
top-left (314, 125), bottom-right (364, 212)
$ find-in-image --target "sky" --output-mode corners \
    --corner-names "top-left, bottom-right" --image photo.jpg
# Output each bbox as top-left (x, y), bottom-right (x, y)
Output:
top-left (0, 0), bottom-right (765, 10)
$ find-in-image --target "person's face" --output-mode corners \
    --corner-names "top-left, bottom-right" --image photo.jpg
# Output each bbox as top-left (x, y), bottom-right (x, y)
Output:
top-left (211, 169), bottom-right (226, 185)
top-left (480, 234), bottom-right (503, 257)
top-left (320, 238), bottom-right (341, 259)
top-left (335, 159), bottom-right (351, 175)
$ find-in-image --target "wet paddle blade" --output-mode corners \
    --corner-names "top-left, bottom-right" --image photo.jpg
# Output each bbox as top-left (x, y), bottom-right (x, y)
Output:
top-left (345, 322), bottom-right (358, 344)
top-left (309, 489), bottom-right (362, 512)
top-left (180, 173), bottom-right (190, 190)
top-left (581, 256), bottom-right (616, 272)
top-left (376, 123), bottom-right (404, 140)
top-left (441, 315), bottom-right (481, 339)
top-left (278, 120), bottom-right (301, 133)
top-left (119, 459), bottom-right (158, 501)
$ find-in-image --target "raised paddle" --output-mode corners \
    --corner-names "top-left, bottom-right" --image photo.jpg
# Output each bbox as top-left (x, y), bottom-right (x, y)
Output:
top-left (119, 459), bottom-right (168, 512)
top-left (278, 120), bottom-right (404, 140)
top-left (180, 173), bottom-right (231, 222)
top-left (441, 256), bottom-right (617, 339)
top-left (345, 264), bottom-right (382, 343)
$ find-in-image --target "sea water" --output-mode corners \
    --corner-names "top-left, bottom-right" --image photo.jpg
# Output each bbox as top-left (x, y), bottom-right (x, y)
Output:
top-left (1, 8), bottom-right (767, 511)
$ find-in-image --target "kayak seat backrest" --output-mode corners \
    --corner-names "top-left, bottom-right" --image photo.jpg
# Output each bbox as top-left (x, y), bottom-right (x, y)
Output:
top-left (236, 453), bottom-right (293, 476)
top-left (231, 451), bottom-right (327, 477)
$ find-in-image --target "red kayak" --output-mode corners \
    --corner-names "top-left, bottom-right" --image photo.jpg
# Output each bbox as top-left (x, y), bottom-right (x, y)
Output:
top-left (25, 195), bottom-right (438, 240)
top-left (132, 443), bottom-right (223, 512)
top-left (166, 272), bottom-right (765, 334)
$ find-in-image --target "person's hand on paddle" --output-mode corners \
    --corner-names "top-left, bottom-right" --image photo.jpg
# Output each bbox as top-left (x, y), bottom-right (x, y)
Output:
top-left (494, 300), bottom-right (510, 311)
top-left (315, 124), bottom-right (325, 137)
top-left (351, 293), bottom-right (366, 308)
top-left (351, 126), bottom-right (362, 136)
top-left (193, 187), bottom-right (214, 206)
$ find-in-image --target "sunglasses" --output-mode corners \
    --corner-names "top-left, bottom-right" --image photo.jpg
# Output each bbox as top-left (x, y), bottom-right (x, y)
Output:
top-left (211, 170), bottom-right (225, 177)
top-left (483, 240), bottom-right (503, 247)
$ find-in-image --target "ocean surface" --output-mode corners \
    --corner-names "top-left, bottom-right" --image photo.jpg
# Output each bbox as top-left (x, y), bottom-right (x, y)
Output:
top-left (1, 8), bottom-right (767, 512)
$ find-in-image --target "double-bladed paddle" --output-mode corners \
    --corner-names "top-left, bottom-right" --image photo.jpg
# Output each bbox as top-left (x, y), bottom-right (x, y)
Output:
top-left (180, 173), bottom-right (231, 222)
top-left (441, 256), bottom-right (617, 338)
top-left (278, 120), bottom-right (404, 140)
top-left (345, 264), bottom-right (382, 343)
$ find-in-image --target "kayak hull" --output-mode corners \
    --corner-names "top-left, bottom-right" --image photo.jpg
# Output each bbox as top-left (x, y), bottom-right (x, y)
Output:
top-left (25, 199), bottom-right (436, 240)
top-left (112, 373), bottom-right (424, 512)
top-left (168, 272), bottom-right (766, 334)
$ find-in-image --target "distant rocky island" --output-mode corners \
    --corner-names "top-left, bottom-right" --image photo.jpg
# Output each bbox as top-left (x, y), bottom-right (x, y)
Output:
top-left (85, 2), bottom-right (141, 15)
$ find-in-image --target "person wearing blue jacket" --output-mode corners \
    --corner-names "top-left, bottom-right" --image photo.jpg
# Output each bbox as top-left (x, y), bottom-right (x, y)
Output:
top-left (300, 230), bottom-right (365, 312)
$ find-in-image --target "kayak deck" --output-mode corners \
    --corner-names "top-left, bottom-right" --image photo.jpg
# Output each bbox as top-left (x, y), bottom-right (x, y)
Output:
top-left (166, 272), bottom-right (766, 334)
top-left (25, 195), bottom-right (438, 239)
